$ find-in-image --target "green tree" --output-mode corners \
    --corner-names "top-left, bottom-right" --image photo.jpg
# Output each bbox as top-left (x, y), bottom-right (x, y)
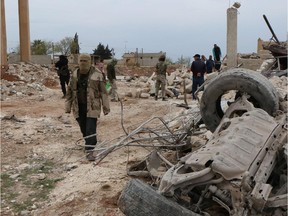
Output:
top-left (70, 33), bottom-right (80, 54)
top-left (92, 43), bottom-right (113, 60)
top-left (31, 40), bottom-right (53, 55)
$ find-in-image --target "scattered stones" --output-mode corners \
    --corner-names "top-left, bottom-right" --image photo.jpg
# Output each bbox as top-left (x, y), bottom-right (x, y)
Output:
top-left (16, 163), bottom-right (31, 171)
top-left (65, 163), bottom-right (78, 171)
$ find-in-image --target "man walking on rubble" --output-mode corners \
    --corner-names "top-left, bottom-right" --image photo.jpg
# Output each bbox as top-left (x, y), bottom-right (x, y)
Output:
top-left (190, 54), bottom-right (206, 100)
top-left (206, 55), bottom-right (215, 74)
top-left (65, 53), bottom-right (110, 161)
top-left (212, 44), bottom-right (222, 71)
top-left (55, 55), bottom-right (70, 98)
top-left (155, 54), bottom-right (169, 101)
top-left (107, 59), bottom-right (118, 102)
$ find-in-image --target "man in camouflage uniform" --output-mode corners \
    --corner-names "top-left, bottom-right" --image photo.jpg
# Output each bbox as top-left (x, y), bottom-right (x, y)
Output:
top-left (65, 53), bottom-right (110, 161)
top-left (107, 59), bottom-right (118, 102)
top-left (155, 54), bottom-right (169, 101)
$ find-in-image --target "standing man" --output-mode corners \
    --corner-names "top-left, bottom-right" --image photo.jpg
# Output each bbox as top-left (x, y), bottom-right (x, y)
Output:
top-left (201, 55), bottom-right (207, 63)
top-left (155, 54), bottom-right (169, 101)
top-left (191, 54), bottom-right (206, 100)
top-left (107, 59), bottom-right (118, 102)
top-left (65, 53), bottom-right (110, 161)
top-left (212, 44), bottom-right (222, 71)
top-left (206, 55), bottom-right (215, 74)
top-left (98, 59), bottom-right (105, 74)
top-left (93, 56), bottom-right (106, 81)
top-left (55, 55), bottom-right (70, 98)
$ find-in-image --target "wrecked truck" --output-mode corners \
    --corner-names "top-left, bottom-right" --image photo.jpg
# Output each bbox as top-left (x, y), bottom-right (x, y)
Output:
top-left (118, 68), bottom-right (287, 216)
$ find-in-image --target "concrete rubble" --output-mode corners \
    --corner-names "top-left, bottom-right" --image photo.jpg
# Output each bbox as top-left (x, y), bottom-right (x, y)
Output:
top-left (1, 63), bottom-right (287, 107)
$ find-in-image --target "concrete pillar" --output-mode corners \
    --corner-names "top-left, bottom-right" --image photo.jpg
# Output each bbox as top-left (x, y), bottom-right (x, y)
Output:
top-left (226, 7), bottom-right (238, 68)
top-left (18, 0), bottom-right (31, 62)
top-left (257, 38), bottom-right (263, 55)
top-left (1, 0), bottom-right (8, 70)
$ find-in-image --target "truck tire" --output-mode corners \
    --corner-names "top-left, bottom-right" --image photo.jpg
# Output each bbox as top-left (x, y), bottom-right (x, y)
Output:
top-left (200, 68), bottom-right (279, 132)
top-left (118, 179), bottom-right (200, 216)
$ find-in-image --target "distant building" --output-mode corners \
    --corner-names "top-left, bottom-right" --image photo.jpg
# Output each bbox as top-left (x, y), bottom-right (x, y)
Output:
top-left (122, 51), bottom-right (166, 67)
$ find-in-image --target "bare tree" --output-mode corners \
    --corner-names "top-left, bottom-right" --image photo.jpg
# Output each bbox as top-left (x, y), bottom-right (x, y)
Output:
top-left (175, 55), bottom-right (191, 67)
top-left (54, 37), bottom-right (74, 55)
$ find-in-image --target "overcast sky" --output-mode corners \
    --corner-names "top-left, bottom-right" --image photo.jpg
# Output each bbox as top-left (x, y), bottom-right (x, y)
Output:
top-left (4, 0), bottom-right (287, 61)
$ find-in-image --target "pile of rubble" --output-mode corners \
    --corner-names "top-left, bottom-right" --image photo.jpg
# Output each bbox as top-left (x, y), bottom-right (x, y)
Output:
top-left (117, 66), bottom-right (194, 101)
top-left (1, 63), bottom-right (58, 101)
top-left (119, 66), bottom-right (287, 106)
top-left (1, 63), bottom-right (287, 107)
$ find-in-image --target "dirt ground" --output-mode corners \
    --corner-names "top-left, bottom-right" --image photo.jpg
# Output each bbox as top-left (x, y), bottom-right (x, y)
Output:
top-left (1, 66), bottom-right (188, 216)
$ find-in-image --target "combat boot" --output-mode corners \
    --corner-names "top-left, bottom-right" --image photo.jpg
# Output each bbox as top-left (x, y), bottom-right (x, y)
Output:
top-left (86, 151), bottom-right (96, 161)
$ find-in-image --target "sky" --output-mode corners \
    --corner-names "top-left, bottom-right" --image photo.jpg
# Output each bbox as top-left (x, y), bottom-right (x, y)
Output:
top-left (4, 0), bottom-right (288, 61)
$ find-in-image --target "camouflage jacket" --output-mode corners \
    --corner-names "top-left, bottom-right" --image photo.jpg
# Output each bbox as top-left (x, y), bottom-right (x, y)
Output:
top-left (156, 61), bottom-right (167, 76)
top-left (65, 67), bottom-right (110, 119)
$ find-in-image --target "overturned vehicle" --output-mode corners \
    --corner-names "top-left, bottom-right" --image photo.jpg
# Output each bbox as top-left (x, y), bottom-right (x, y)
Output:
top-left (118, 68), bottom-right (288, 216)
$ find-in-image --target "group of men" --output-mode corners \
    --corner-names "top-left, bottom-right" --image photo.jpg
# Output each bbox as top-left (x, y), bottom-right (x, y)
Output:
top-left (55, 44), bottom-right (222, 161)
top-left (55, 55), bottom-right (118, 101)
top-left (155, 44), bottom-right (222, 101)
top-left (192, 44), bottom-right (222, 99)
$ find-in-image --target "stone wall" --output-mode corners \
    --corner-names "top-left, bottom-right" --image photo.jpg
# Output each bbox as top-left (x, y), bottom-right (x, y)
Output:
top-left (8, 54), bottom-right (52, 65)
top-left (238, 58), bottom-right (264, 71)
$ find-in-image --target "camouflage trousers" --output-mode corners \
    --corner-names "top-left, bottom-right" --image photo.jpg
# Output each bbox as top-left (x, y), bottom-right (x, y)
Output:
top-left (155, 75), bottom-right (166, 99)
top-left (109, 79), bottom-right (118, 100)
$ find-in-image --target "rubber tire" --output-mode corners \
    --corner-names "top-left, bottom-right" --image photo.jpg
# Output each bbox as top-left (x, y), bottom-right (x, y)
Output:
top-left (200, 68), bottom-right (279, 132)
top-left (118, 179), bottom-right (200, 216)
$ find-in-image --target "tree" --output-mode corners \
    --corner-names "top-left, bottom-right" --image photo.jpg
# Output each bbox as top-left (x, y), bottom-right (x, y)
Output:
top-left (165, 57), bottom-right (174, 64)
top-left (175, 55), bottom-right (191, 67)
top-left (31, 40), bottom-right (53, 55)
top-left (54, 37), bottom-right (74, 55)
top-left (70, 33), bottom-right (80, 54)
top-left (92, 43), bottom-right (114, 60)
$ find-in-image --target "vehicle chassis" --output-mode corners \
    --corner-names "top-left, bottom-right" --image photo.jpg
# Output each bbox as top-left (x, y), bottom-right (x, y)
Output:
top-left (158, 96), bottom-right (287, 215)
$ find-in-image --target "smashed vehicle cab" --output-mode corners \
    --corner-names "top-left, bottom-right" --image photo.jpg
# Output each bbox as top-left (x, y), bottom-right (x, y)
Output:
top-left (118, 68), bottom-right (287, 216)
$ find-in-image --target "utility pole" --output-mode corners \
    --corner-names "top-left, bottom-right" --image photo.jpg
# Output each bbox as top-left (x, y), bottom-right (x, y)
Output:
top-left (141, 48), bottom-right (143, 66)
top-left (124, 41), bottom-right (128, 53)
top-left (52, 42), bottom-right (54, 64)
top-left (18, 0), bottom-right (31, 62)
top-left (1, 0), bottom-right (8, 71)
top-left (136, 48), bottom-right (138, 66)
